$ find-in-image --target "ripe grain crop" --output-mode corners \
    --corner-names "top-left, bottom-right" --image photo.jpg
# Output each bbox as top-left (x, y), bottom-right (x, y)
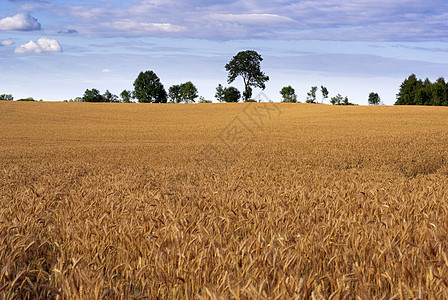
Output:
top-left (1, 101), bottom-right (448, 299)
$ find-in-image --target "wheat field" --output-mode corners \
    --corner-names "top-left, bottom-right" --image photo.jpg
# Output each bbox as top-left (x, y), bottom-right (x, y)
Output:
top-left (1, 101), bottom-right (448, 299)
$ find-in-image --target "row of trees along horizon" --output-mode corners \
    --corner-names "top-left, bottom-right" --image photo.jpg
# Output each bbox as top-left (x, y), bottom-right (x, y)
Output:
top-left (0, 50), bottom-right (446, 106)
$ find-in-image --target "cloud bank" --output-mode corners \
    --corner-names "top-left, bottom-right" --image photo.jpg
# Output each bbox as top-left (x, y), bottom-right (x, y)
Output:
top-left (27, 0), bottom-right (448, 41)
top-left (8, 0), bottom-right (448, 41)
top-left (0, 13), bottom-right (41, 31)
top-left (101, 20), bottom-right (187, 34)
top-left (14, 37), bottom-right (62, 54)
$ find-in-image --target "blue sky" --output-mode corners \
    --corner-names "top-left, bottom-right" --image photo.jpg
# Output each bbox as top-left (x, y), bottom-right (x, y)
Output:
top-left (1, 0), bottom-right (448, 104)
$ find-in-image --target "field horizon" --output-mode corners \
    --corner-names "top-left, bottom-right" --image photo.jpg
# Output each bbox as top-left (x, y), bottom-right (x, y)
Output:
top-left (1, 101), bottom-right (448, 299)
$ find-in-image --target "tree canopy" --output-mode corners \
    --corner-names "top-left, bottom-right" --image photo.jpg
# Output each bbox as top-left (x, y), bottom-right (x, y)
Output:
top-left (83, 89), bottom-right (104, 102)
top-left (180, 81), bottom-right (198, 103)
top-left (330, 94), bottom-right (354, 105)
top-left (306, 86), bottom-right (318, 103)
top-left (133, 70), bottom-right (167, 103)
top-left (368, 92), bottom-right (381, 105)
top-left (223, 87), bottom-right (241, 103)
top-left (82, 89), bottom-right (119, 102)
top-left (120, 90), bottom-right (133, 103)
top-left (169, 82), bottom-right (199, 103)
top-left (225, 50), bottom-right (269, 101)
top-left (280, 86), bottom-right (297, 103)
top-left (215, 84), bottom-right (241, 102)
top-left (103, 90), bottom-right (119, 103)
top-left (321, 86), bottom-right (329, 103)
top-left (169, 84), bottom-right (183, 103)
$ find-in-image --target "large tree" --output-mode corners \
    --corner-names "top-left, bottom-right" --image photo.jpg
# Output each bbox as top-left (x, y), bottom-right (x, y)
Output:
top-left (133, 70), bottom-right (167, 103)
top-left (225, 50), bottom-right (269, 101)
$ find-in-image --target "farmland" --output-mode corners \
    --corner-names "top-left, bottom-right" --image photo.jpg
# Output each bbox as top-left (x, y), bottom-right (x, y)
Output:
top-left (1, 101), bottom-right (448, 299)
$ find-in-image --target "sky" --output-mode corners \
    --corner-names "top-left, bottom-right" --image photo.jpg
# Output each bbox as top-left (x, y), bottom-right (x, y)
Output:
top-left (1, 1), bottom-right (448, 104)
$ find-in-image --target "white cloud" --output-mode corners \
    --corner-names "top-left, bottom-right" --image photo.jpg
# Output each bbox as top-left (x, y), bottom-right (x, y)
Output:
top-left (209, 13), bottom-right (295, 25)
top-left (0, 13), bottom-right (41, 31)
top-left (14, 38), bottom-right (62, 54)
top-left (102, 69), bottom-right (112, 73)
top-left (1, 39), bottom-right (14, 46)
top-left (101, 20), bottom-right (187, 33)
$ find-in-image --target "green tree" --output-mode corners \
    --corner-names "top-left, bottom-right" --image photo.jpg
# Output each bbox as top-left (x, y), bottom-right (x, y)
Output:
top-left (169, 82), bottom-right (199, 103)
top-left (180, 81), bottom-right (198, 103)
top-left (368, 92), bottom-right (381, 105)
top-left (223, 87), bottom-right (241, 102)
top-left (330, 94), bottom-right (353, 105)
top-left (120, 90), bottom-right (132, 103)
top-left (83, 88), bottom-right (104, 102)
top-left (330, 94), bottom-right (343, 105)
top-left (280, 86), bottom-right (297, 103)
top-left (421, 78), bottom-right (432, 105)
top-left (215, 84), bottom-right (241, 102)
top-left (431, 77), bottom-right (447, 106)
top-left (321, 86), bottom-right (329, 103)
top-left (306, 86), bottom-right (318, 103)
top-left (438, 77), bottom-right (448, 106)
top-left (215, 84), bottom-right (225, 102)
top-left (133, 70), bottom-right (167, 103)
top-left (225, 50), bottom-right (269, 101)
top-left (414, 89), bottom-right (426, 105)
top-left (396, 74), bottom-right (448, 106)
top-left (169, 84), bottom-right (182, 103)
top-left (103, 90), bottom-right (119, 103)
top-left (0, 94), bottom-right (14, 101)
top-left (396, 74), bottom-right (420, 105)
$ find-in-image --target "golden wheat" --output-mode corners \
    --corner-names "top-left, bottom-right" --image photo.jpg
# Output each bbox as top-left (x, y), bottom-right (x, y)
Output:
top-left (1, 101), bottom-right (448, 299)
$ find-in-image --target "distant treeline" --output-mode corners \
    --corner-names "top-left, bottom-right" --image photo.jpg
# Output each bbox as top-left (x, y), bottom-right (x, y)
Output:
top-left (395, 74), bottom-right (448, 106)
top-left (0, 94), bottom-right (38, 101)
